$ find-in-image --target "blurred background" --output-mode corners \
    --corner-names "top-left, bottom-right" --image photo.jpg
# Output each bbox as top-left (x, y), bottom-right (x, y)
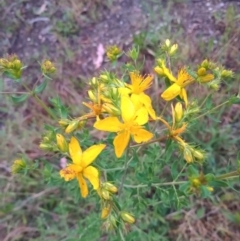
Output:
top-left (0, 0), bottom-right (240, 240)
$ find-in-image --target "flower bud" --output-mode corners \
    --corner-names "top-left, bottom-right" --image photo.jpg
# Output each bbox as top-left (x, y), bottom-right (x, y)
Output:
top-left (183, 145), bottom-right (193, 163)
top-left (13, 59), bottom-right (22, 69)
top-left (41, 60), bottom-right (56, 74)
top-left (11, 159), bottom-right (26, 174)
top-left (106, 45), bottom-right (121, 61)
top-left (197, 67), bottom-right (207, 76)
top-left (88, 90), bottom-right (97, 102)
top-left (169, 44), bottom-right (178, 55)
top-left (56, 134), bottom-right (68, 152)
top-left (154, 66), bottom-right (164, 75)
top-left (102, 103), bottom-right (120, 116)
top-left (221, 69), bottom-right (233, 78)
top-left (65, 120), bottom-right (79, 133)
top-left (104, 182), bottom-right (118, 194)
top-left (191, 178), bottom-right (201, 188)
top-left (174, 102), bottom-right (183, 122)
top-left (101, 189), bottom-right (110, 200)
top-left (59, 119), bottom-right (70, 127)
top-left (101, 205), bottom-right (111, 219)
top-left (193, 149), bottom-right (205, 161)
top-left (206, 186), bottom-right (214, 192)
top-left (39, 143), bottom-right (53, 151)
top-left (120, 212), bottom-right (135, 224)
top-left (199, 74), bottom-right (214, 83)
top-left (165, 39), bottom-right (171, 47)
top-left (209, 83), bottom-right (219, 91)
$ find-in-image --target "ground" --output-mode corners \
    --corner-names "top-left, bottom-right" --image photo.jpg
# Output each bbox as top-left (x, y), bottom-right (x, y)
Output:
top-left (0, 0), bottom-right (240, 240)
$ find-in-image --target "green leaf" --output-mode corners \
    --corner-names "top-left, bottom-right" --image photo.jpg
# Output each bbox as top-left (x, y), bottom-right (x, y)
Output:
top-left (179, 182), bottom-right (190, 193)
top-left (196, 207), bottom-right (205, 219)
top-left (171, 160), bottom-right (179, 179)
top-left (210, 180), bottom-right (228, 188)
top-left (229, 95), bottom-right (240, 104)
top-left (34, 79), bottom-right (48, 94)
top-left (11, 94), bottom-right (29, 103)
top-left (187, 165), bottom-right (199, 176)
top-left (200, 186), bottom-right (211, 198)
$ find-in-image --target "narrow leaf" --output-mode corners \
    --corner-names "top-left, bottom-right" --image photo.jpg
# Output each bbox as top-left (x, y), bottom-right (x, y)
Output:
top-left (11, 94), bottom-right (29, 103)
top-left (34, 79), bottom-right (48, 94)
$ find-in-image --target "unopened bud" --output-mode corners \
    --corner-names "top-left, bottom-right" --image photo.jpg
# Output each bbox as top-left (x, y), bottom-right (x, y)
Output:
top-left (154, 66), bottom-right (164, 75)
top-left (183, 146), bottom-right (193, 163)
top-left (197, 67), bottom-right (207, 76)
top-left (221, 69), bottom-right (234, 78)
top-left (165, 39), bottom-right (171, 47)
top-left (104, 182), bottom-right (118, 194)
top-left (101, 205), bottom-right (111, 219)
top-left (88, 90), bottom-right (97, 102)
top-left (56, 134), bottom-right (68, 152)
top-left (101, 189), bottom-right (110, 200)
top-left (199, 74), bottom-right (214, 83)
top-left (65, 120), bottom-right (79, 133)
top-left (120, 212), bottom-right (135, 224)
top-left (39, 143), bottom-right (53, 151)
top-left (169, 44), bottom-right (178, 55)
top-left (206, 186), bottom-right (214, 192)
top-left (59, 119), bottom-right (70, 127)
top-left (209, 83), bottom-right (219, 91)
top-left (193, 149), bottom-right (205, 161)
top-left (175, 102), bottom-right (183, 122)
top-left (11, 159), bottom-right (26, 173)
top-left (191, 178), bottom-right (201, 188)
top-left (41, 60), bottom-right (56, 74)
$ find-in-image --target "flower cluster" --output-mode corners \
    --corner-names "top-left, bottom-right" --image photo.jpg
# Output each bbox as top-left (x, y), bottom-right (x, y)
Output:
top-left (9, 39), bottom-right (236, 235)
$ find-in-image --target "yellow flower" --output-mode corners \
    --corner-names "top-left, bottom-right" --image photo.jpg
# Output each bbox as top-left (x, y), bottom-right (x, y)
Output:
top-left (120, 72), bottom-right (156, 120)
top-left (161, 68), bottom-right (193, 106)
top-left (94, 96), bottom-right (153, 158)
top-left (60, 137), bottom-right (105, 198)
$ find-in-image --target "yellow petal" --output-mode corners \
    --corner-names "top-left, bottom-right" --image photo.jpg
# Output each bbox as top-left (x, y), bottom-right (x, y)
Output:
top-left (179, 88), bottom-right (188, 106)
top-left (138, 75), bottom-right (153, 93)
top-left (94, 117), bottom-right (122, 132)
top-left (121, 96), bottom-right (135, 122)
top-left (135, 107), bottom-right (148, 125)
top-left (131, 127), bottom-right (153, 143)
top-left (176, 68), bottom-right (193, 87)
top-left (81, 144), bottom-right (106, 167)
top-left (130, 94), bottom-right (142, 110)
top-left (138, 93), bottom-right (156, 120)
top-left (113, 130), bottom-right (130, 158)
top-left (129, 72), bottom-right (142, 90)
top-left (69, 137), bottom-right (82, 164)
top-left (145, 104), bottom-right (156, 120)
top-left (118, 87), bottom-right (131, 96)
top-left (83, 165), bottom-right (99, 190)
top-left (161, 83), bottom-right (181, 101)
top-left (77, 173), bottom-right (88, 198)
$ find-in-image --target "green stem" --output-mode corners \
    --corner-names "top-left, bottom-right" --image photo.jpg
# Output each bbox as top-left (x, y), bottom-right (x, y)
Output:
top-left (21, 83), bottom-right (57, 120)
top-left (123, 181), bottom-right (187, 189)
top-left (119, 229), bottom-right (126, 241)
top-left (215, 170), bottom-right (240, 180)
top-left (199, 92), bottom-right (212, 108)
top-left (192, 100), bottom-right (229, 121)
top-left (0, 91), bottom-right (28, 94)
top-left (130, 135), bottom-right (168, 148)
